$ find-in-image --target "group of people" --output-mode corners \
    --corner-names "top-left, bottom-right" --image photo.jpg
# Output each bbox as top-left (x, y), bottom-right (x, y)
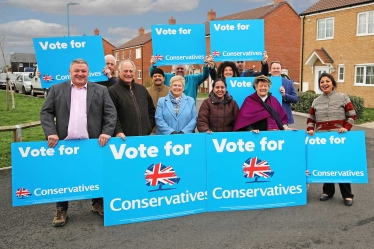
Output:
top-left (39, 53), bottom-right (356, 227)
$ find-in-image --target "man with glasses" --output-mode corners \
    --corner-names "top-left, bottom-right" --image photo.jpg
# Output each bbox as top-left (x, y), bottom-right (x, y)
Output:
top-left (97, 54), bottom-right (118, 88)
top-left (108, 60), bottom-right (155, 140)
top-left (236, 51), bottom-right (269, 77)
top-left (150, 56), bottom-right (214, 101)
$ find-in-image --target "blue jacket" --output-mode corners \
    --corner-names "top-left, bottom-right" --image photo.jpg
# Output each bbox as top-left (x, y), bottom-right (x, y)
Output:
top-left (155, 93), bottom-right (197, 135)
top-left (150, 65), bottom-right (209, 101)
top-left (280, 77), bottom-right (298, 124)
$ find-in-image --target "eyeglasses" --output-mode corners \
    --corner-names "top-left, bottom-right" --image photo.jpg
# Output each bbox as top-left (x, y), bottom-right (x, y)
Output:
top-left (237, 61), bottom-right (244, 63)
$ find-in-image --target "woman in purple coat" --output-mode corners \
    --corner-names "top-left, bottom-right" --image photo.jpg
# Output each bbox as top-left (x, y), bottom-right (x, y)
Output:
top-left (234, 75), bottom-right (293, 132)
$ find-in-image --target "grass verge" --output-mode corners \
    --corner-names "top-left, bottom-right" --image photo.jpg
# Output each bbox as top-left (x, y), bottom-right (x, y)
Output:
top-left (0, 90), bottom-right (46, 167)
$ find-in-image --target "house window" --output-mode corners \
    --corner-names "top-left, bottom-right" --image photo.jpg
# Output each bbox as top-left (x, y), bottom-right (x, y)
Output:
top-left (355, 65), bottom-right (374, 85)
top-left (136, 48), bottom-right (141, 59)
top-left (115, 52), bottom-right (119, 61)
top-left (122, 51), bottom-right (125, 59)
top-left (137, 70), bottom-right (141, 79)
top-left (129, 50), bottom-right (132, 59)
top-left (357, 11), bottom-right (374, 36)
top-left (317, 17), bottom-right (334, 40)
top-left (338, 65), bottom-right (345, 82)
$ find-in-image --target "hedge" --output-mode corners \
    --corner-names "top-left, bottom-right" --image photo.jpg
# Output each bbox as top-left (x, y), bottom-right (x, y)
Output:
top-left (291, 92), bottom-right (364, 119)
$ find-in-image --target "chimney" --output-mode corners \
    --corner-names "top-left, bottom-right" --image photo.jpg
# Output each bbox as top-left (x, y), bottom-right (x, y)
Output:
top-left (139, 26), bottom-right (145, 36)
top-left (274, 0), bottom-right (285, 4)
top-left (94, 28), bottom-right (99, 35)
top-left (169, 17), bottom-right (176, 25)
top-left (207, 9), bottom-right (216, 21)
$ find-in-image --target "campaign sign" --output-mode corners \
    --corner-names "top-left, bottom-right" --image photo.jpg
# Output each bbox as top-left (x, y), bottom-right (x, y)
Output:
top-left (210, 20), bottom-right (264, 62)
top-left (12, 139), bottom-right (103, 207)
top-left (33, 36), bottom-right (107, 88)
top-left (226, 77), bottom-right (282, 107)
top-left (151, 24), bottom-right (206, 65)
top-left (306, 131), bottom-right (368, 183)
top-left (103, 134), bottom-right (207, 226)
top-left (206, 131), bottom-right (307, 212)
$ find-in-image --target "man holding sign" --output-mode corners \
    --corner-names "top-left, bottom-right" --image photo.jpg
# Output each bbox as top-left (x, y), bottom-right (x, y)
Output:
top-left (40, 58), bottom-right (117, 227)
top-left (150, 56), bottom-right (213, 101)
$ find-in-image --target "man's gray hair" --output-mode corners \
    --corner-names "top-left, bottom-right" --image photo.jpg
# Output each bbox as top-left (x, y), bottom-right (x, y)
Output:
top-left (105, 54), bottom-right (116, 65)
top-left (118, 59), bottom-right (136, 71)
top-left (172, 64), bottom-right (189, 71)
top-left (70, 58), bottom-right (89, 69)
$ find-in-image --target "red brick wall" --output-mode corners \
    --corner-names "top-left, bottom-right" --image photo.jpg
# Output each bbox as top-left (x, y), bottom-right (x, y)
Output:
top-left (102, 39), bottom-right (115, 57)
top-left (264, 4), bottom-right (301, 82)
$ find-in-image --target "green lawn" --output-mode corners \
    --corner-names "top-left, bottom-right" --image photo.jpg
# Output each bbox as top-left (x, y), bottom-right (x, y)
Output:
top-left (197, 92), bottom-right (209, 98)
top-left (355, 108), bottom-right (374, 125)
top-left (0, 90), bottom-right (46, 167)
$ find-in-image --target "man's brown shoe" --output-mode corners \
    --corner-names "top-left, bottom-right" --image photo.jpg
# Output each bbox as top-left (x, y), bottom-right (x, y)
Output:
top-left (92, 202), bottom-right (104, 216)
top-left (53, 207), bottom-right (68, 227)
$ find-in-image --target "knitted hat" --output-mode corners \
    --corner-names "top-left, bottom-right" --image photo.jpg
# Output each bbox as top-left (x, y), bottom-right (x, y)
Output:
top-left (151, 68), bottom-right (165, 77)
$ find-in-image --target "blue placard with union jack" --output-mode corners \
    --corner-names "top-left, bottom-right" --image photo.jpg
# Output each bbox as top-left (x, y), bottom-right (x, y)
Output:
top-left (102, 134), bottom-right (207, 226)
top-left (151, 24), bottom-right (206, 66)
top-left (306, 131), bottom-right (368, 183)
top-left (210, 20), bottom-right (264, 62)
top-left (206, 131), bottom-right (307, 211)
top-left (33, 35), bottom-right (107, 88)
top-left (11, 139), bottom-right (104, 207)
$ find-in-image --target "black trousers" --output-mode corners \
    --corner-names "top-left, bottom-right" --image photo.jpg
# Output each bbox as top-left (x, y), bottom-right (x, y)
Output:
top-left (323, 183), bottom-right (354, 199)
top-left (56, 198), bottom-right (103, 210)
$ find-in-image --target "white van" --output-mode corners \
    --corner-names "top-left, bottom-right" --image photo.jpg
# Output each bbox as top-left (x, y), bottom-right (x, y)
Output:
top-left (29, 67), bottom-right (49, 98)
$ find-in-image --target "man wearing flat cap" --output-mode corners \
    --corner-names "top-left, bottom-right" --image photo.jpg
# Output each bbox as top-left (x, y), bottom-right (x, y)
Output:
top-left (147, 68), bottom-right (169, 134)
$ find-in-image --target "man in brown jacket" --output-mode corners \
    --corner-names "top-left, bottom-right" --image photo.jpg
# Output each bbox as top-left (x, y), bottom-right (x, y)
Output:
top-left (147, 68), bottom-right (169, 134)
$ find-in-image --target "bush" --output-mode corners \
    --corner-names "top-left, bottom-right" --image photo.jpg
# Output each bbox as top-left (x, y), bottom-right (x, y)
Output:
top-left (348, 95), bottom-right (364, 119)
top-left (291, 92), bottom-right (318, 113)
top-left (291, 92), bottom-right (365, 119)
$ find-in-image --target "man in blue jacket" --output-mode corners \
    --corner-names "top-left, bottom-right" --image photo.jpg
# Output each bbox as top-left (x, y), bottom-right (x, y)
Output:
top-left (270, 61), bottom-right (298, 124)
top-left (150, 56), bottom-right (212, 101)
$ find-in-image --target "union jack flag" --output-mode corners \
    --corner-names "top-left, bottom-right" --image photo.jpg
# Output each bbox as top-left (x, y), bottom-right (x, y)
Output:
top-left (145, 163), bottom-right (180, 187)
top-left (42, 74), bottom-right (54, 82)
top-left (155, 54), bottom-right (163, 61)
top-left (212, 50), bottom-right (220, 57)
top-left (16, 188), bottom-right (32, 198)
top-left (243, 157), bottom-right (274, 180)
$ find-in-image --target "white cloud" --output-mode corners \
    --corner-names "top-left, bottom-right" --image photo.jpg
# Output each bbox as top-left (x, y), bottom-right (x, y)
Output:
top-left (6, 0), bottom-right (200, 16)
top-left (0, 19), bottom-right (70, 66)
top-left (107, 27), bottom-right (151, 46)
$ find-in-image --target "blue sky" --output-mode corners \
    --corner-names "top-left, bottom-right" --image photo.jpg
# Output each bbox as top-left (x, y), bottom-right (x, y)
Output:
top-left (0, 0), bottom-right (319, 67)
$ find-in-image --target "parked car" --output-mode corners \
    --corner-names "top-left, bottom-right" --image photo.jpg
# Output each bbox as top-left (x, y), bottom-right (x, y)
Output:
top-left (0, 73), bottom-right (17, 90)
top-left (14, 73), bottom-right (32, 95)
top-left (29, 67), bottom-right (49, 98)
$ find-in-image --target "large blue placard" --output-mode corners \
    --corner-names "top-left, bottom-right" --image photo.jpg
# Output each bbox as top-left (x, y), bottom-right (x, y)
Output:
top-left (306, 131), bottom-right (368, 183)
top-left (210, 20), bottom-right (264, 62)
top-left (33, 36), bottom-right (107, 88)
top-left (12, 139), bottom-right (103, 207)
top-left (151, 24), bottom-right (206, 65)
top-left (206, 131), bottom-right (307, 211)
top-left (226, 77), bottom-right (282, 107)
top-left (102, 134), bottom-right (207, 226)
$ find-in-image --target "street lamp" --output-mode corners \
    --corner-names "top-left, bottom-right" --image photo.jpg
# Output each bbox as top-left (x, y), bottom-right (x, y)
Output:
top-left (67, 2), bottom-right (79, 36)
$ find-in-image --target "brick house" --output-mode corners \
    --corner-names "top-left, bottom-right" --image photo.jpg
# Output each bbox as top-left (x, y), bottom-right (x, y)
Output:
top-left (93, 28), bottom-right (116, 62)
top-left (300, 0), bottom-right (374, 107)
top-left (113, 0), bottom-right (301, 88)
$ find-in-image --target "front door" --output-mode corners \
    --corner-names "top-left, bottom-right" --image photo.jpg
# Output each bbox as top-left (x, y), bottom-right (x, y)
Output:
top-left (314, 66), bottom-right (329, 94)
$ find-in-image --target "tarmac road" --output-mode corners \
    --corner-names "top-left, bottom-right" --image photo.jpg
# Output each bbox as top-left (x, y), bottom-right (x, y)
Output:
top-left (1, 101), bottom-right (373, 249)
